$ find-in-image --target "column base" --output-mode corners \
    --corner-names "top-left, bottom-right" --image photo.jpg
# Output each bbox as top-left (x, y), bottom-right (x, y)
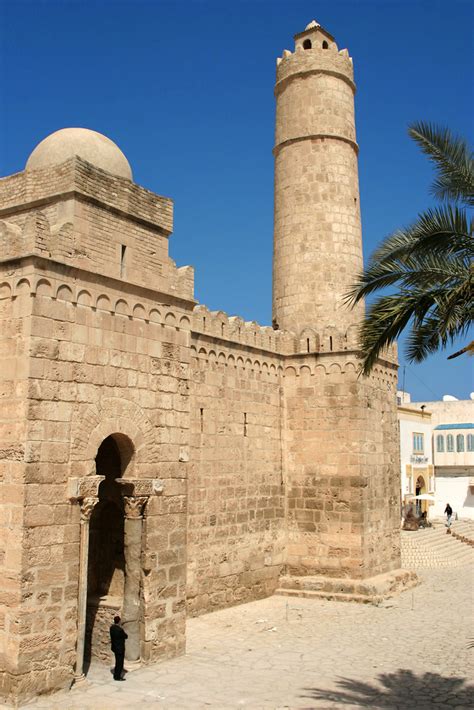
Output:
top-left (124, 659), bottom-right (142, 673)
top-left (276, 568), bottom-right (418, 604)
top-left (72, 673), bottom-right (89, 688)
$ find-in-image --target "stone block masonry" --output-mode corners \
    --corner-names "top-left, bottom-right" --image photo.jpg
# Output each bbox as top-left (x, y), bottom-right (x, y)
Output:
top-left (0, 19), bottom-right (410, 706)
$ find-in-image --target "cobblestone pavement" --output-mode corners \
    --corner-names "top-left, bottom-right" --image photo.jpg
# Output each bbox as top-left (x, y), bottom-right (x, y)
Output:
top-left (17, 565), bottom-right (474, 709)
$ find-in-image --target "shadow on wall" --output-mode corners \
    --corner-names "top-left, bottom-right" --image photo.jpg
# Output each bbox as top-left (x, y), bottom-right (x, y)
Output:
top-left (300, 670), bottom-right (474, 708)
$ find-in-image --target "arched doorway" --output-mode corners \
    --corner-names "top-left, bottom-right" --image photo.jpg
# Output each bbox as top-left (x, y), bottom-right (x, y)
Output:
top-left (84, 434), bottom-right (133, 668)
top-left (415, 475), bottom-right (426, 516)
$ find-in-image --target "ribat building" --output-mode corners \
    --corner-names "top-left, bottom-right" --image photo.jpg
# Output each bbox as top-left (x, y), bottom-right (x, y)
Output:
top-left (0, 21), bottom-right (414, 704)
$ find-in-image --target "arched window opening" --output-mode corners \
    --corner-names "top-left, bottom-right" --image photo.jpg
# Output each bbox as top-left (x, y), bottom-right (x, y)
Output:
top-left (436, 435), bottom-right (444, 453)
top-left (97, 433), bottom-right (134, 478)
top-left (322, 40), bottom-right (329, 49)
top-left (467, 434), bottom-right (474, 452)
top-left (85, 434), bottom-right (133, 667)
top-left (446, 434), bottom-right (454, 452)
top-left (303, 39), bottom-right (312, 50)
top-left (456, 434), bottom-right (465, 452)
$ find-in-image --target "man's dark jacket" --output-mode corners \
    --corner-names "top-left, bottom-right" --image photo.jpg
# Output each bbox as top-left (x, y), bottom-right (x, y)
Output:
top-left (110, 624), bottom-right (128, 653)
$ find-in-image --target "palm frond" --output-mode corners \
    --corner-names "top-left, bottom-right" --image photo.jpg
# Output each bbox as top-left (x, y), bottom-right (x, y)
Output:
top-left (346, 231), bottom-right (471, 307)
top-left (348, 123), bottom-right (473, 374)
top-left (448, 341), bottom-right (474, 360)
top-left (409, 122), bottom-right (474, 206)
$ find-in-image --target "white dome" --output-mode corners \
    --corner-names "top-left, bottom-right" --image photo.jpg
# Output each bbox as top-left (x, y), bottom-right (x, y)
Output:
top-left (26, 128), bottom-right (132, 180)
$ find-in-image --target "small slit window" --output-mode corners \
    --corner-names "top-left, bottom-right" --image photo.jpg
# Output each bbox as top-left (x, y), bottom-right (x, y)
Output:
top-left (303, 39), bottom-right (312, 50)
top-left (322, 40), bottom-right (329, 49)
top-left (120, 244), bottom-right (127, 278)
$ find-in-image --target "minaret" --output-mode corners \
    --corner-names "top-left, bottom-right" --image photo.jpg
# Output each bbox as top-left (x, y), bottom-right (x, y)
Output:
top-left (272, 20), bottom-right (364, 336)
top-left (276, 23), bottom-right (407, 598)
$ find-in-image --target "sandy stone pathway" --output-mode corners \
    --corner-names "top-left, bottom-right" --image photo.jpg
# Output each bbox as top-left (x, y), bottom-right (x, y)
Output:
top-left (13, 565), bottom-right (474, 709)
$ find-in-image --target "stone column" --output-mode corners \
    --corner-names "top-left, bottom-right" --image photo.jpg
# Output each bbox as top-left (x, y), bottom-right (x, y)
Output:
top-left (122, 496), bottom-right (148, 662)
top-left (74, 497), bottom-right (98, 682)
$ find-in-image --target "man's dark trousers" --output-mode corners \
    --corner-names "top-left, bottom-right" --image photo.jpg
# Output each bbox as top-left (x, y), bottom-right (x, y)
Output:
top-left (113, 651), bottom-right (125, 681)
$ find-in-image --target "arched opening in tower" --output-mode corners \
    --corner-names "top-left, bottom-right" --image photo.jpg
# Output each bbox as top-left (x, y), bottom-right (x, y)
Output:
top-left (303, 39), bottom-right (312, 49)
top-left (84, 434), bottom-right (133, 669)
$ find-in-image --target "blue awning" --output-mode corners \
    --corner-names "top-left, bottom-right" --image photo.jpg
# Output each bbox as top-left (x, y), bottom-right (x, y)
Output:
top-left (434, 423), bottom-right (474, 430)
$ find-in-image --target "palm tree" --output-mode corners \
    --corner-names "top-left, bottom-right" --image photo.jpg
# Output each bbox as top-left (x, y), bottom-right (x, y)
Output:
top-left (346, 122), bottom-right (473, 375)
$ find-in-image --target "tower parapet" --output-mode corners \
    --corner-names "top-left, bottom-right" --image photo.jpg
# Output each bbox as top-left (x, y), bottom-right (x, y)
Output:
top-left (272, 20), bottom-right (364, 336)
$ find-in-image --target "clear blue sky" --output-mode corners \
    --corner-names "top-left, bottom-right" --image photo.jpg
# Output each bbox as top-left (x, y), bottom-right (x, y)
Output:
top-left (1, 0), bottom-right (473, 402)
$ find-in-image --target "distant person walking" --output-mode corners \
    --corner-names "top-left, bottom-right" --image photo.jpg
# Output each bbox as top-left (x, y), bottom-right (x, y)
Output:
top-left (444, 503), bottom-right (453, 528)
top-left (110, 615), bottom-right (127, 681)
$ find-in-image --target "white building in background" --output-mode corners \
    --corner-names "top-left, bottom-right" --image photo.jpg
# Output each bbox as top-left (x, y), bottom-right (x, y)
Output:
top-left (397, 400), bottom-right (434, 516)
top-left (398, 392), bottom-right (474, 520)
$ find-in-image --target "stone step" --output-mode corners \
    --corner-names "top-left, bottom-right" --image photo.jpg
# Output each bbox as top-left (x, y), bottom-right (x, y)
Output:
top-left (401, 539), bottom-right (461, 554)
top-left (433, 522), bottom-right (474, 537)
top-left (403, 528), bottom-right (471, 543)
top-left (401, 554), bottom-right (473, 567)
top-left (402, 537), bottom-right (472, 554)
top-left (400, 526), bottom-right (474, 569)
top-left (404, 551), bottom-right (474, 563)
top-left (402, 551), bottom-right (474, 564)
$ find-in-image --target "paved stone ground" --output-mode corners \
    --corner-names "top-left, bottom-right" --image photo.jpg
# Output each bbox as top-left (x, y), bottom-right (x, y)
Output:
top-left (15, 565), bottom-right (474, 709)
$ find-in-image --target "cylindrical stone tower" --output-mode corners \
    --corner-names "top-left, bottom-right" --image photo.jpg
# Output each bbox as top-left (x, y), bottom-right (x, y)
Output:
top-left (272, 21), bottom-right (364, 336)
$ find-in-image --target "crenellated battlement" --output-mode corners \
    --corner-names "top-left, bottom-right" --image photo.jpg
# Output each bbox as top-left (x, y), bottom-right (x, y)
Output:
top-left (276, 47), bottom-right (354, 88)
top-left (276, 19), bottom-right (353, 92)
top-left (191, 305), bottom-right (397, 367)
top-left (191, 304), bottom-right (293, 354)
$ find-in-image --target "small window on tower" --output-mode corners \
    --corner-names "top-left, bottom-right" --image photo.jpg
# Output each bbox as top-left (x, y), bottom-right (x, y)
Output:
top-left (120, 244), bottom-right (127, 278)
top-left (322, 40), bottom-right (329, 49)
top-left (303, 39), bottom-right (312, 50)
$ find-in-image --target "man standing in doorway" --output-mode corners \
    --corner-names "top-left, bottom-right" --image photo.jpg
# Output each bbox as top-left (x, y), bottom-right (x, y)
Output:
top-left (110, 615), bottom-right (128, 681)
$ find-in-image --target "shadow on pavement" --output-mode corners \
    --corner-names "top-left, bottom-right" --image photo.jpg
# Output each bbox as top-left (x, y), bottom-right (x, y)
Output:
top-left (301, 669), bottom-right (474, 708)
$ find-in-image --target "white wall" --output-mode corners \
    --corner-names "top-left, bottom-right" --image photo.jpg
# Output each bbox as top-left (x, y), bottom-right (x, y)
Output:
top-left (411, 398), bottom-right (473, 426)
top-left (398, 409), bottom-right (433, 500)
top-left (402, 397), bottom-right (474, 519)
top-left (432, 476), bottom-right (474, 520)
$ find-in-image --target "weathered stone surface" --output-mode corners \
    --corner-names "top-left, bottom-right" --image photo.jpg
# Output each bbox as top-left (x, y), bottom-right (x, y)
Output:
top-left (0, 20), bottom-right (406, 707)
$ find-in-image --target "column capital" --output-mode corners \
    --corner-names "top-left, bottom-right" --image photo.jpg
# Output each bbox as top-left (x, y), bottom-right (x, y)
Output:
top-left (80, 497), bottom-right (98, 523)
top-left (123, 496), bottom-right (148, 519)
top-left (115, 478), bottom-right (164, 497)
top-left (68, 475), bottom-right (105, 502)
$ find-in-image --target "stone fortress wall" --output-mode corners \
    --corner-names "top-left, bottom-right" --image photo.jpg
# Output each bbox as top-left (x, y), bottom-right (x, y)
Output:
top-left (0, 159), bottom-right (194, 699)
top-left (0, 21), bottom-right (409, 706)
top-left (188, 313), bottom-right (285, 615)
